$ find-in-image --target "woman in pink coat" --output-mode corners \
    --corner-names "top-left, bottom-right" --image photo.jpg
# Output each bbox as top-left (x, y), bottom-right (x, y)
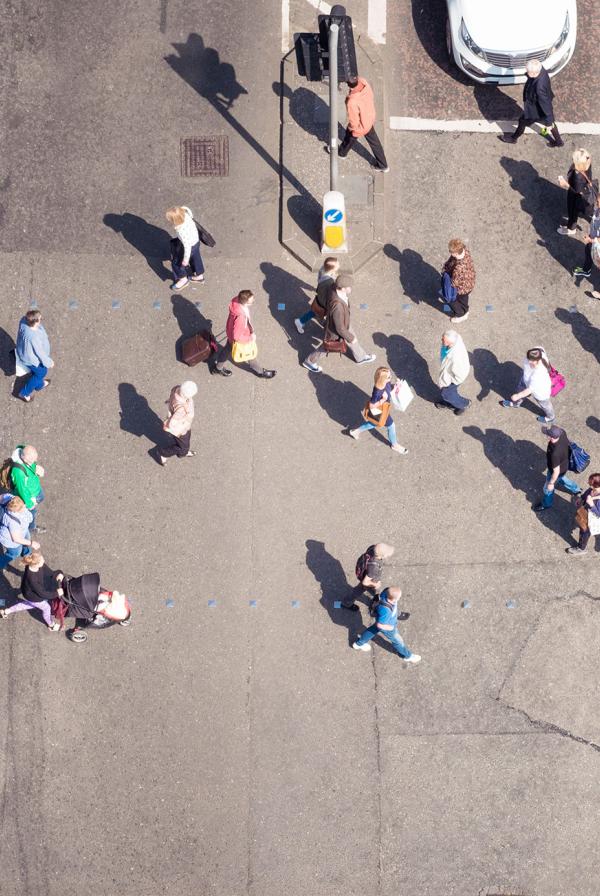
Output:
top-left (211, 290), bottom-right (276, 379)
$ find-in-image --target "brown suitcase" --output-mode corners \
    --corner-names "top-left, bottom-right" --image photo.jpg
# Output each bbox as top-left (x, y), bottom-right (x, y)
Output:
top-left (182, 330), bottom-right (216, 366)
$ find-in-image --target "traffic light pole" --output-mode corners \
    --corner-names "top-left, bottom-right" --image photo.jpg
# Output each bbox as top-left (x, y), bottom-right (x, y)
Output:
top-left (328, 22), bottom-right (339, 193)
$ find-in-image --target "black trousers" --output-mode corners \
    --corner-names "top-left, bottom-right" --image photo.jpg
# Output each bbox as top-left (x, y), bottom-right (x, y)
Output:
top-left (162, 430), bottom-right (191, 458)
top-left (342, 581), bottom-right (381, 609)
top-left (448, 293), bottom-right (470, 317)
top-left (513, 116), bottom-right (562, 143)
top-left (567, 192), bottom-right (586, 230)
top-left (338, 126), bottom-right (387, 169)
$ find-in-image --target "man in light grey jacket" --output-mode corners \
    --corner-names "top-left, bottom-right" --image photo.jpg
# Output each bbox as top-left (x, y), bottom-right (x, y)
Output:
top-left (15, 309), bottom-right (54, 403)
top-left (435, 329), bottom-right (471, 415)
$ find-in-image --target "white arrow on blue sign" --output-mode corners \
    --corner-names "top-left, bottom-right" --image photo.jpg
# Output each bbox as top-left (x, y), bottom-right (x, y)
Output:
top-left (324, 209), bottom-right (343, 223)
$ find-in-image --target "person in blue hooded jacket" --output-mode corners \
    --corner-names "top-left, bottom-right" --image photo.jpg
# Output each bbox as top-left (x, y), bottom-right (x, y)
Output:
top-left (15, 308), bottom-right (54, 402)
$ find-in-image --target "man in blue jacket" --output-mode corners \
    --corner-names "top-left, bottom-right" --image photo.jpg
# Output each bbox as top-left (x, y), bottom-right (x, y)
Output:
top-left (15, 309), bottom-right (54, 402)
top-left (352, 586), bottom-right (421, 663)
top-left (500, 59), bottom-right (563, 148)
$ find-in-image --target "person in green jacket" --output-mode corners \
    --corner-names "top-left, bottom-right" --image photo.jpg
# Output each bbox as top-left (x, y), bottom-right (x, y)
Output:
top-left (10, 445), bottom-right (46, 534)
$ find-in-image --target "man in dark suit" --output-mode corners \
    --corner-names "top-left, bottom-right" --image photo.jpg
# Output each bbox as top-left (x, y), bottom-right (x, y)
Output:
top-left (500, 59), bottom-right (564, 147)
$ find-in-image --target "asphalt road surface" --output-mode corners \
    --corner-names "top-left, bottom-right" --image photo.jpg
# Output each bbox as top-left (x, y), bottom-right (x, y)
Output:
top-left (0, 2), bottom-right (599, 896)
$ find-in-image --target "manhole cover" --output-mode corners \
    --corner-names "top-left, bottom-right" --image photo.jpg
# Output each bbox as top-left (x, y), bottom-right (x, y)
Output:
top-left (180, 136), bottom-right (229, 177)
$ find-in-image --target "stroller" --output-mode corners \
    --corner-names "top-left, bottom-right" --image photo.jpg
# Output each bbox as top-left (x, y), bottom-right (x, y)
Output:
top-left (52, 572), bottom-right (132, 644)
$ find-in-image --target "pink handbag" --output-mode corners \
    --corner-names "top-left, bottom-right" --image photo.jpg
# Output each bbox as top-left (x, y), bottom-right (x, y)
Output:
top-left (549, 365), bottom-right (565, 396)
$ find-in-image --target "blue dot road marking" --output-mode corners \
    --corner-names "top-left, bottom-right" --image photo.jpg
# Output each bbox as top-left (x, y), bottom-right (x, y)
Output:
top-left (359, 303), bottom-right (368, 310)
top-left (324, 209), bottom-right (343, 223)
top-left (443, 304), bottom-right (451, 313)
top-left (485, 305), bottom-right (493, 312)
top-left (569, 305), bottom-right (578, 313)
top-left (208, 599), bottom-right (217, 607)
top-left (249, 600), bottom-right (257, 607)
top-left (291, 600), bottom-right (300, 608)
top-left (402, 304), bottom-right (411, 311)
top-left (153, 301), bottom-right (161, 310)
top-left (165, 598), bottom-right (174, 608)
top-left (112, 300), bottom-right (121, 310)
top-left (277, 303), bottom-right (285, 311)
top-left (194, 301), bottom-right (202, 309)
top-left (461, 600), bottom-right (471, 609)
top-left (68, 300), bottom-right (78, 310)
top-left (506, 599), bottom-right (517, 609)
top-left (527, 304), bottom-right (537, 313)
top-left (333, 601), bottom-right (342, 609)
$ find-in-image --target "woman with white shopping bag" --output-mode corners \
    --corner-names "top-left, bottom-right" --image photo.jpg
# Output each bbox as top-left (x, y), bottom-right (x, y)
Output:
top-left (348, 367), bottom-right (410, 455)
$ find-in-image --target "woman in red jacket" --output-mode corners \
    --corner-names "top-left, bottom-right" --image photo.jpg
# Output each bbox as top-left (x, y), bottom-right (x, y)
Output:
top-left (211, 290), bottom-right (276, 378)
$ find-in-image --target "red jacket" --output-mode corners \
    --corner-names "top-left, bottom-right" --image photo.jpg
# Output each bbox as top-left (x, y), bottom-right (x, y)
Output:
top-left (346, 78), bottom-right (376, 137)
top-left (226, 297), bottom-right (254, 344)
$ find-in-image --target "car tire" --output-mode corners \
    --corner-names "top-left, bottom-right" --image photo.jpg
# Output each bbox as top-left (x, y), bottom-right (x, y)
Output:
top-left (445, 17), bottom-right (453, 64)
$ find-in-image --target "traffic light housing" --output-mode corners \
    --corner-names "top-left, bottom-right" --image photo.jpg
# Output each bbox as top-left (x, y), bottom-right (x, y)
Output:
top-left (318, 6), bottom-right (357, 83)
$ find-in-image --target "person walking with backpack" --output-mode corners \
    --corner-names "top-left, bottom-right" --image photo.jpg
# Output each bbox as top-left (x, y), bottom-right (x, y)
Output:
top-left (438, 239), bottom-right (476, 321)
top-left (435, 330), bottom-right (471, 415)
top-left (352, 586), bottom-right (421, 663)
top-left (0, 495), bottom-right (39, 570)
top-left (158, 381), bottom-right (198, 467)
top-left (500, 347), bottom-right (556, 424)
top-left (211, 290), bottom-right (276, 379)
top-left (166, 205), bottom-right (206, 291)
top-left (294, 257), bottom-right (339, 334)
top-left (14, 309), bottom-right (54, 403)
top-left (499, 59), bottom-right (563, 148)
top-left (534, 425), bottom-right (582, 513)
top-left (567, 473), bottom-right (600, 555)
top-left (341, 543), bottom-right (394, 612)
top-left (4, 445), bottom-right (46, 533)
top-left (303, 275), bottom-right (375, 373)
top-left (0, 551), bottom-right (61, 629)
top-left (334, 77), bottom-right (389, 172)
top-left (347, 367), bottom-right (408, 454)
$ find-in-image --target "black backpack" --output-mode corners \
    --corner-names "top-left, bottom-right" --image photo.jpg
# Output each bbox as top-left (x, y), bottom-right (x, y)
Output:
top-left (355, 550), bottom-right (371, 582)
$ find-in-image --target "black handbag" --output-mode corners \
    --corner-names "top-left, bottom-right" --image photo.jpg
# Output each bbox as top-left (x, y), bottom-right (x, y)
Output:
top-left (581, 172), bottom-right (599, 215)
top-left (193, 219), bottom-right (216, 248)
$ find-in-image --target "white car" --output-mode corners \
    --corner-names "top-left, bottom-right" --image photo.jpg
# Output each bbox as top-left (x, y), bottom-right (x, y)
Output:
top-left (446, 0), bottom-right (577, 84)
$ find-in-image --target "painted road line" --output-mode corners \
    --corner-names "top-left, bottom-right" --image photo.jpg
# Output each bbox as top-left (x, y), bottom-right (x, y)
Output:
top-left (281, 0), bottom-right (290, 53)
top-left (368, 0), bottom-right (386, 44)
top-left (305, 0), bottom-right (332, 13)
top-left (389, 117), bottom-right (600, 136)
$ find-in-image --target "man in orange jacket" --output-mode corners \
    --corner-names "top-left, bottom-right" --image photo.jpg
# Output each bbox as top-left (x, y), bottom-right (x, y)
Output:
top-left (337, 77), bottom-right (389, 172)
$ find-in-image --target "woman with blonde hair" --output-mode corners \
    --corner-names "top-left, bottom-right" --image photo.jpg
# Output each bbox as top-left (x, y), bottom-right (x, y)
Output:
top-left (0, 495), bottom-right (39, 569)
top-left (348, 366), bottom-right (408, 454)
top-left (166, 205), bottom-right (205, 290)
top-left (558, 149), bottom-right (594, 236)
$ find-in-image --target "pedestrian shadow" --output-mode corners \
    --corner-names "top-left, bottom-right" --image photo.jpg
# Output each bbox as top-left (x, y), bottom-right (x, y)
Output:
top-left (118, 383), bottom-right (165, 448)
top-left (276, 83), bottom-right (373, 165)
top-left (555, 307), bottom-right (600, 363)
top-left (305, 539), bottom-right (364, 646)
top-left (463, 425), bottom-right (576, 539)
top-left (384, 244), bottom-right (441, 308)
top-left (0, 328), bottom-right (16, 376)
top-left (103, 213), bottom-right (172, 282)
top-left (500, 158), bottom-right (577, 274)
top-left (587, 415), bottom-right (600, 434)
top-left (170, 295), bottom-right (214, 363)
top-left (471, 348), bottom-right (522, 402)
top-left (260, 261), bottom-right (314, 362)
top-left (472, 83), bottom-right (523, 125)
top-left (310, 370), bottom-right (369, 431)
top-left (372, 331), bottom-right (438, 402)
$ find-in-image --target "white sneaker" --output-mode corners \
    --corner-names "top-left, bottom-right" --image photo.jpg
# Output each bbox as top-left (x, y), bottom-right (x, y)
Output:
top-left (348, 429), bottom-right (360, 440)
top-left (391, 444), bottom-right (408, 454)
top-left (557, 226), bottom-right (576, 236)
top-left (294, 318), bottom-right (304, 334)
top-left (403, 653), bottom-right (421, 664)
top-left (357, 354), bottom-right (376, 365)
top-left (452, 311), bottom-right (469, 322)
top-left (353, 641), bottom-right (372, 651)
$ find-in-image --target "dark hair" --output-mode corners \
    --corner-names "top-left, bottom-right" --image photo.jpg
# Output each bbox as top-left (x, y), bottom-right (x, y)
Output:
top-left (526, 347), bottom-right (550, 371)
top-left (25, 309), bottom-right (42, 326)
top-left (346, 77), bottom-right (359, 89)
top-left (237, 290), bottom-right (254, 304)
top-left (589, 473), bottom-right (600, 489)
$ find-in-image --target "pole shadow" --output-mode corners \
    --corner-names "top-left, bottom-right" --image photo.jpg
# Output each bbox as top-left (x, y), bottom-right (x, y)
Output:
top-left (463, 425), bottom-right (576, 539)
top-left (103, 213), bottom-right (172, 282)
top-left (170, 295), bottom-right (214, 363)
top-left (499, 158), bottom-right (578, 274)
top-left (554, 307), bottom-right (600, 363)
top-left (384, 244), bottom-right (442, 308)
top-left (372, 331), bottom-right (439, 402)
top-left (471, 348), bottom-right (522, 402)
top-left (305, 539), bottom-right (366, 647)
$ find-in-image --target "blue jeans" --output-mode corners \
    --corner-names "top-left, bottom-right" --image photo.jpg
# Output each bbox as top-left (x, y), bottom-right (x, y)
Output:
top-left (19, 363), bottom-right (48, 399)
top-left (30, 487), bottom-right (45, 531)
top-left (440, 383), bottom-right (469, 409)
top-left (172, 241), bottom-right (205, 281)
top-left (542, 472), bottom-right (581, 508)
top-left (0, 543), bottom-right (31, 570)
top-left (356, 623), bottom-right (412, 658)
top-left (355, 420), bottom-right (397, 446)
top-left (298, 309), bottom-right (316, 326)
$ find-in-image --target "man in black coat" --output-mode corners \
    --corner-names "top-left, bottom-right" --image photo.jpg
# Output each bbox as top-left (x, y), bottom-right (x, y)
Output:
top-left (500, 59), bottom-right (563, 147)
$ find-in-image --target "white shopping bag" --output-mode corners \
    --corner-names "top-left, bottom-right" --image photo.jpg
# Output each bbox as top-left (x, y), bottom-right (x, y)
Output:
top-left (15, 359), bottom-right (29, 377)
top-left (391, 379), bottom-right (414, 412)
